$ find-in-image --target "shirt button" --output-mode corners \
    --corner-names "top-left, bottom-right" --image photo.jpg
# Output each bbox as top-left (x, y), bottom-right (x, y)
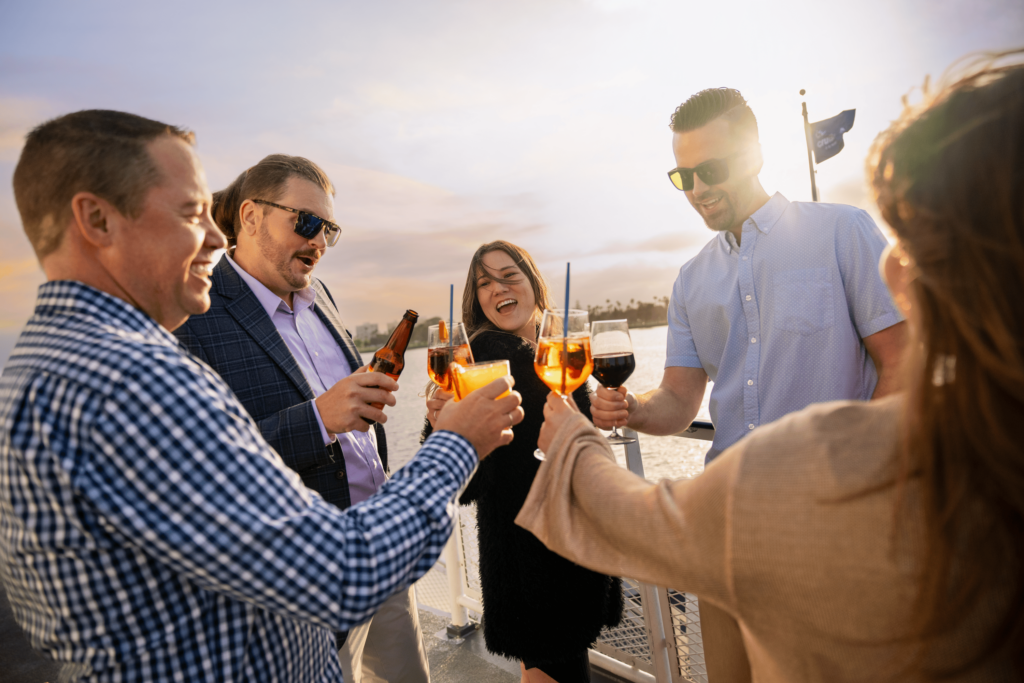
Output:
top-left (748, 424), bottom-right (755, 430)
top-left (748, 379), bottom-right (754, 385)
top-left (315, 352), bottom-right (319, 357)
top-left (751, 337), bottom-right (757, 343)
top-left (745, 295), bottom-right (751, 301)
top-left (335, 470), bottom-right (346, 481)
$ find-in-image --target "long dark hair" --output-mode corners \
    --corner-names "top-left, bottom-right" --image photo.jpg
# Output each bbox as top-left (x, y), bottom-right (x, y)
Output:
top-left (212, 154), bottom-right (334, 247)
top-left (461, 241), bottom-right (554, 341)
top-left (868, 51), bottom-right (1024, 678)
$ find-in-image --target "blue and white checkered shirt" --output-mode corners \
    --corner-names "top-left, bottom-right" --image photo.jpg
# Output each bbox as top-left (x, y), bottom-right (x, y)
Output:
top-left (0, 281), bottom-right (476, 682)
top-left (667, 193), bottom-right (903, 462)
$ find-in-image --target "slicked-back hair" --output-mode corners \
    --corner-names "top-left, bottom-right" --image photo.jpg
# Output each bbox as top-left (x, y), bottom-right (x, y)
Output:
top-left (13, 110), bottom-right (195, 260)
top-left (669, 88), bottom-right (759, 143)
top-left (211, 155), bottom-right (335, 247)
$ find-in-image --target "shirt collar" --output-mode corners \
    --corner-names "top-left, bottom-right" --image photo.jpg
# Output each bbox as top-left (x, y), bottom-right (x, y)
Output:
top-left (747, 192), bottom-right (789, 235)
top-left (718, 192), bottom-right (790, 254)
top-left (226, 254), bottom-right (316, 318)
top-left (34, 280), bottom-right (167, 336)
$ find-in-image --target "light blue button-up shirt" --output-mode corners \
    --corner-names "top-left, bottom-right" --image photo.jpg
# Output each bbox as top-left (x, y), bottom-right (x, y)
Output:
top-left (667, 193), bottom-right (903, 462)
top-left (227, 256), bottom-right (386, 504)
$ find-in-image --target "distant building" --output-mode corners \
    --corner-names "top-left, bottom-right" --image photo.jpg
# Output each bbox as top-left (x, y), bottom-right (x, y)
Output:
top-left (355, 323), bottom-right (379, 342)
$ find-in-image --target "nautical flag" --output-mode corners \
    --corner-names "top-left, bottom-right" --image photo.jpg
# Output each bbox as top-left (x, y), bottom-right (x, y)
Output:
top-left (809, 109), bottom-right (855, 164)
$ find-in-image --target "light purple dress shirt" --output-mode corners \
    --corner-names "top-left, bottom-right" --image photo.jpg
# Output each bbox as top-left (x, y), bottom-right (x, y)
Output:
top-left (226, 256), bottom-right (386, 504)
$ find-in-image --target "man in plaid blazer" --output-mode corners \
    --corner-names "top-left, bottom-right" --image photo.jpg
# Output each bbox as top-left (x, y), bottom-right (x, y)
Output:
top-left (174, 155), bottom-right (431, 683)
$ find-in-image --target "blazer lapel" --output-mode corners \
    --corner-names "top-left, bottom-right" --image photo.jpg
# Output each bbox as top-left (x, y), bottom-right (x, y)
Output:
top-left (311, 280), bottom-right (364, 374)
top-left (216, 256), bottom-right (317, 401)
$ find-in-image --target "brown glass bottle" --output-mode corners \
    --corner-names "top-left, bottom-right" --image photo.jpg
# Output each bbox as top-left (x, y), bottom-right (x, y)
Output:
top-left (365, 310), bottom-right (418, 419)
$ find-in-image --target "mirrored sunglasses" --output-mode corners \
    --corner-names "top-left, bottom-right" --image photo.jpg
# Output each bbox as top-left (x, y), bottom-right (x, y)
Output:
top-left (252, 199), bottom-right (342, 247)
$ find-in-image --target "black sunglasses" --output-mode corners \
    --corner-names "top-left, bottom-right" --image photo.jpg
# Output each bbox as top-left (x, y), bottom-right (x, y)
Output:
top-left (667, 157), bottom-right (732, 192)
top-left (252, 199), bottom-right (342, 247)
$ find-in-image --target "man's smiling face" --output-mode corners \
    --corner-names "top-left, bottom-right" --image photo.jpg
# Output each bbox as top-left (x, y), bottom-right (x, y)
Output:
top-left (672, 117), bottom-right (761, 234)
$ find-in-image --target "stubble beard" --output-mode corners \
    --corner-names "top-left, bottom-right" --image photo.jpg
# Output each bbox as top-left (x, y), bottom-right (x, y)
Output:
top-left (257, 224), bottom-right (313, 292)
top-left (700, 194), bottom-right (738, 233)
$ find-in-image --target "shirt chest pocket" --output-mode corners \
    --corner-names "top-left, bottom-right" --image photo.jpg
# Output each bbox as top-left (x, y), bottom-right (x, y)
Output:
top-left (771, 268), bottom-right (835, 335)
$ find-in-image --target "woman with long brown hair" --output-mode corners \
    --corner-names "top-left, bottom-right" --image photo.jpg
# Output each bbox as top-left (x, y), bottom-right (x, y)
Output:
top-left (422, 241), bottom-right (623, 683)
top-left (516, 54), bottom-right (1023, 681)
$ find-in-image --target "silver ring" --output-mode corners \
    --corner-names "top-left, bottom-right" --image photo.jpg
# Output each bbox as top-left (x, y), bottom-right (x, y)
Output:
top-left (508, 413), bottom-right (514, 429)
top-left (433, 410), bottom-right (438, 421)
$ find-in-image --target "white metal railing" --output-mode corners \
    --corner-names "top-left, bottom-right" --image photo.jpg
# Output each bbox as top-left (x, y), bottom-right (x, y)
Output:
top-left (426, 423), bottom-right (715, 682)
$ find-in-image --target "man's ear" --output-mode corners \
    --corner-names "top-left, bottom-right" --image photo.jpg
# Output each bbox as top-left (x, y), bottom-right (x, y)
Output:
top-left (69, 192), bottom-right (119, 248)
top-left (238, 199), bottom-right (261, 238)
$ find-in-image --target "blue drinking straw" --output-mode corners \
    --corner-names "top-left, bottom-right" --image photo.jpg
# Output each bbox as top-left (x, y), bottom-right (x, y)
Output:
top-left (564, 263), bottom-right (570, 338)
top-left (449, 284), bottom-right (454, 348)
top-left (562, 263), bottom-right (570, 394)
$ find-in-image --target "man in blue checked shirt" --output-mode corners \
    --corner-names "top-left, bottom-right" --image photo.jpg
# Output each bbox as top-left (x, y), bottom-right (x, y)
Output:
top-left (0, 109), bottom-right (524, 682)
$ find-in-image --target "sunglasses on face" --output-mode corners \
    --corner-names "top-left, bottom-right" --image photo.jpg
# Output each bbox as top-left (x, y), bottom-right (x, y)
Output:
top-left (252, 199), bottom-right (342, 247)
top-left (667, 157), bottom-right (732, 192)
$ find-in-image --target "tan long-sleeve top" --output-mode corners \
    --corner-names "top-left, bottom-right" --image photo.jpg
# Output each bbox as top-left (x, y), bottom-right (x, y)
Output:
top-left (515, 396), bottom-right (1011, 682)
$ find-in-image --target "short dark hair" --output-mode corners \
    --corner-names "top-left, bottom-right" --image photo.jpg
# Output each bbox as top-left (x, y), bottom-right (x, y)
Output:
top-left (211, 155), bottom-right (335, 247)
top-left (669, 88), bottom-right (759, 142)
top-left (12, 110), bottom-right (195, 259)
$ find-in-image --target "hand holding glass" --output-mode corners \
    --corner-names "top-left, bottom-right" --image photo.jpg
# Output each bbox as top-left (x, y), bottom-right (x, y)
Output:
top-left (533, 309), bottom-right (592, 460)
top-left (590, 319), bottom-right (637, 445)
top-left (427, 321), bottom-right (474, 393)
top-left (452, 360), bottom-right (511, 401)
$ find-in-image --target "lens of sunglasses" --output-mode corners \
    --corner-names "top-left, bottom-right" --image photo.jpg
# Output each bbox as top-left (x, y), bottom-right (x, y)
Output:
top-left (669, 169), bottom-right (693, 191)
top-left (293, 213), bottom-right (320, 239)
top-left (696, 159), bottom-right (730, 186)
top-left (323, 226), bottom-right (341, 247)
top-left (293, 213), bottom-right (341, 247)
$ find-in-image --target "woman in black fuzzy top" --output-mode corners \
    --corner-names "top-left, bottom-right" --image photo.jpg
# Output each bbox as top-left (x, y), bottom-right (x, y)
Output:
top-left (422, 241), bottom-right (622, 683)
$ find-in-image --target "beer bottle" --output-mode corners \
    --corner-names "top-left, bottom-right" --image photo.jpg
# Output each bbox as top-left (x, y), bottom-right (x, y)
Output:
top-left (366, 310), bottom-right (418, 417)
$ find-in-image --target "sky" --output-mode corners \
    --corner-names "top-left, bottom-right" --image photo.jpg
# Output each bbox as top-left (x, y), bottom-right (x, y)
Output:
top-left (1, 0), bottom-right (1021, 353)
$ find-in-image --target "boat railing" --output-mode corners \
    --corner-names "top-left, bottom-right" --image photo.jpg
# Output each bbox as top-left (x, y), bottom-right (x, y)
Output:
top-left (420, 420), bottom-right (716, 683)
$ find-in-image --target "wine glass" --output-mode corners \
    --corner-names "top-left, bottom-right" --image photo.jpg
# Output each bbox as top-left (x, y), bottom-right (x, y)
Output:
top-left (427, 321), bottom-right (473, 394)
top-left (533, 309), bottom-right (593, 460)
top-left (590, 320), bottom-right (637, 445)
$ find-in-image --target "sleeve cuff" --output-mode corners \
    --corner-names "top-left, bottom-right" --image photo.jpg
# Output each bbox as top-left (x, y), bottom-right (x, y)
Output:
top-left (419, 430), bottom-right (477, 483)
top-left (310, 398), bottom-right (336, 446)
top-left (665, 355), bottom-right (704, 369)
top-left (858, 310), bottom-right (905, 340)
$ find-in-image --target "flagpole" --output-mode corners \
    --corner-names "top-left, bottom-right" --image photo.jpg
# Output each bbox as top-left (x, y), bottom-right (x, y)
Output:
top-left (800, 90), bottom-right (819, 202)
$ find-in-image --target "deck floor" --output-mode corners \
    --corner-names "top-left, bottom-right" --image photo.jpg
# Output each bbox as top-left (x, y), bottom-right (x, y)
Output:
top-left (2, 581), bottom-right (629, 683)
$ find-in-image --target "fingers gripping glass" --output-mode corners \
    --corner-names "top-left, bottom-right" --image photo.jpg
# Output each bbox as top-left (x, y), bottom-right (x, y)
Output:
top-left (252, 199), bottom-right (342, 247)
top-left (667, 157), bottom-right (731, 192)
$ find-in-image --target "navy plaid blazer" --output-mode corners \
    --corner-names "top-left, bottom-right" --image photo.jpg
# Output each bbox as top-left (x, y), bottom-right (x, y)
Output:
top-left (174, 256), bottom-right (387, 511)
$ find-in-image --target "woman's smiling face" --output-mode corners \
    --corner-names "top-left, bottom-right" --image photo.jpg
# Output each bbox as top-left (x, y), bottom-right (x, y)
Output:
top-left (475, 249), bottom-right (538, 341)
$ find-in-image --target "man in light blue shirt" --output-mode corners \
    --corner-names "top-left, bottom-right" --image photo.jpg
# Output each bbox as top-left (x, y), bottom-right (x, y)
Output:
top-left (592, 88), bottom-right (907, 464)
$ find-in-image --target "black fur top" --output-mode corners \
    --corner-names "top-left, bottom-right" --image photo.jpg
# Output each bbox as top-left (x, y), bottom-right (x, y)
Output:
top-left (421, 330), bottom-right (623, 663)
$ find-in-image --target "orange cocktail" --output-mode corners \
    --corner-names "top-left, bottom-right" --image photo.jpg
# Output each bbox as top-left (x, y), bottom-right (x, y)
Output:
top-left (451, 360), bottom-right (511, 401)
top-left (533, 335), bottom-right (592, 395)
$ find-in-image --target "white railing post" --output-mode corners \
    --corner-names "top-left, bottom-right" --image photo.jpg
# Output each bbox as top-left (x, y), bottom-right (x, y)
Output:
top-left (444, 507), bottom-right (475, 639)
top-left (621, 428), bottom-right (685, 683)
